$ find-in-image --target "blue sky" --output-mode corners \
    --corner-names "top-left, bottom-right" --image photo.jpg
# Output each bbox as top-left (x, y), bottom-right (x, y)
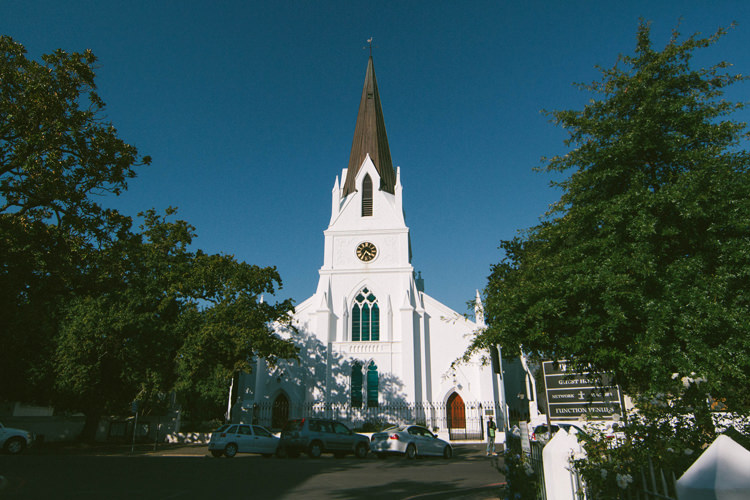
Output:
top-left (3, 1), bottom-right (749, 314)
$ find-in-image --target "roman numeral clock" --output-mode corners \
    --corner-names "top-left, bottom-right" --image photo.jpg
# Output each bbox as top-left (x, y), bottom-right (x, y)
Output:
top-left (356, 241), bottom-right (377, 262)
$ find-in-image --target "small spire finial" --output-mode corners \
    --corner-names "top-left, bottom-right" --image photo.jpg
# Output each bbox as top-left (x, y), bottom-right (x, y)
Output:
top-left (363, 37), bottom-right (376, 57)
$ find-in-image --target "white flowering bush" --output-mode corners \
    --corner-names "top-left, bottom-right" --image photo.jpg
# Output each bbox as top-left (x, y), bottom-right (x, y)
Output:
top-left (572, 375), bottom-right (749, 499)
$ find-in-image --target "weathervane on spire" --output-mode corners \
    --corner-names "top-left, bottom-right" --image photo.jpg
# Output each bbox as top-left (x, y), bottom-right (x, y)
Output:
top-left (364, 37), bottom-right (376, 57)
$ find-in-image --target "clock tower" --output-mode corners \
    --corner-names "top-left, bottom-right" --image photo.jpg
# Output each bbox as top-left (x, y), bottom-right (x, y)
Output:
top-left (243, 55), bottom-right (504, 426)
top-left (313, 55), bottom-right (423, 401)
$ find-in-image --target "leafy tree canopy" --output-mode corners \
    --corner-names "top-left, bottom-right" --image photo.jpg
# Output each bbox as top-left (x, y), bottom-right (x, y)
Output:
top-left (1, 35), bottom-right (150, 401)
top-left (1, 38), bottom-right (299, 432)
top-left (471, 22), bottom-right (750, 412)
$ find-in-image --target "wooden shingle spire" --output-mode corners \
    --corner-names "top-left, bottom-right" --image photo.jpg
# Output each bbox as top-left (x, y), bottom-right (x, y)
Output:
top-left (342, 56), bottom-right (396, 197)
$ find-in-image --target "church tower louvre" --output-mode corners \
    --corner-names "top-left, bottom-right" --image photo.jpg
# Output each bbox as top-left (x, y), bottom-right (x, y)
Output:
top-left (237, 54), bottom-right (505, 434)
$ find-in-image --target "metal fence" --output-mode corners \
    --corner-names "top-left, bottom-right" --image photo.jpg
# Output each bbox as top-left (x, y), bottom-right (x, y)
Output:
top-left (246, 400), bottom-right (503, 440)
top-left (528, 441), bottom-right (548, 500)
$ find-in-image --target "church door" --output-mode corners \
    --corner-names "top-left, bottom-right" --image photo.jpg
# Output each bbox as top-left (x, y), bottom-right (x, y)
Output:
top-left (447, 392), bottom-right (466, 429)
top-left (271, 393), bottom-right (289, 430)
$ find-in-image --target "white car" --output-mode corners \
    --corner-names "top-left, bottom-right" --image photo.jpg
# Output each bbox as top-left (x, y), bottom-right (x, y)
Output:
top-left (208, 424), bottom-right (279, 458)
top-left (1, 422), bottom-right (34, 455)
top-left (370, 425), bottom-right (452, 459)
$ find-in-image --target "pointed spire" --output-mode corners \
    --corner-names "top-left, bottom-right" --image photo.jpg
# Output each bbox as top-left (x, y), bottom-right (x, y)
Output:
top-left (342, 56), bottom-right (396, 198)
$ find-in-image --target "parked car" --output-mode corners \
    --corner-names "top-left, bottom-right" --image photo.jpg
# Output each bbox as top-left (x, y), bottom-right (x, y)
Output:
top-left (278, 418), bottom-right (369, 458)
top-left (0, 422), bottom-right (34, 455)
top-left (208, 423), bottom-right (279, 458)
top-left (530, 423), bottom-right (588, 444)
top-left (370, 425), bottom-right (453, 459)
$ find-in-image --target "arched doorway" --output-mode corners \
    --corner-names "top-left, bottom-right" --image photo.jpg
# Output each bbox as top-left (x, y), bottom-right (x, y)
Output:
top-left (447, 392), bottom-right (466, 429)
top-left (271, 393), bottom-right (289, 430)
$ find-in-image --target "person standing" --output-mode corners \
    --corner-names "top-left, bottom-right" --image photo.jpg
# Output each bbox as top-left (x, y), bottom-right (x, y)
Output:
top-left (486, 416), bottom-right (497, 456)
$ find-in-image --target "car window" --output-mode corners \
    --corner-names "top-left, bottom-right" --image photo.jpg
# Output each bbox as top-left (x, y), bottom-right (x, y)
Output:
top-left (225, 425), bottom-right (238, 434)
top-left (238, 425), bottom-right (252, 435)
top-left (407, 427), bottom-right (419, 435)
top-left (253, 426), bottom-right (271, 438)
top-left (333, 422), bottom-right (350, 435)
top-left (319, 421), bottom-right (334, 433)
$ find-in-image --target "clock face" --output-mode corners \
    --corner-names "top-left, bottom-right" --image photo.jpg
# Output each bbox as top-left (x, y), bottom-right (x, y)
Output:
top-left (356, 241), bottom-right (378, 262)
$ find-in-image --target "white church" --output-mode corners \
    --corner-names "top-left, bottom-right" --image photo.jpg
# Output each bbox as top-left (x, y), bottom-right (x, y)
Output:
top-left (234, 56), bottom-right (506, 438)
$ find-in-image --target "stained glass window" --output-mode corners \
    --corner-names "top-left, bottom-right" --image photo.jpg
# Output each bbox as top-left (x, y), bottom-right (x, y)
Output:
top-left (351, 288), bottom-right (379, 342)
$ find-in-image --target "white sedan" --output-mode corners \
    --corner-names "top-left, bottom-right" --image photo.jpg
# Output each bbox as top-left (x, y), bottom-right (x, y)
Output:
top-left (208, 424), bottom-right (279, 458)
top-left (1, 422), bottom-right (34, 455)
top-left (370, 425), bottom-right (452, 459)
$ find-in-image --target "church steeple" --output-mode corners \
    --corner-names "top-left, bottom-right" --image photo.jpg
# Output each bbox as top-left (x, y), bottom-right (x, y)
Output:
top-left (342, 56), bottom-right (396, 198)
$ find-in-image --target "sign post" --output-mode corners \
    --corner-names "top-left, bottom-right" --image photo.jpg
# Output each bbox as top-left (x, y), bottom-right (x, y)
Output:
top-left (543, 361), bottom-right (623, 421)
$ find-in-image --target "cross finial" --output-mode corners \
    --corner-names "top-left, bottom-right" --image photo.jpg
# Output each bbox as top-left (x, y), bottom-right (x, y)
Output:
top-left (364, 37), bottom-right (376, 57)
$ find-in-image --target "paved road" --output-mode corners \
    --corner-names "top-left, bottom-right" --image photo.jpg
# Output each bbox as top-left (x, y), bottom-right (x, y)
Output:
top-left (0, 444), bottom-right (505, 499)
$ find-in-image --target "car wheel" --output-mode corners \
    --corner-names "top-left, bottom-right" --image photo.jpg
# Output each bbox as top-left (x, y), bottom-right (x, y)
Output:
top-left (308, 441), bottom-right (323, 458)
top-left (4, 438), bottom-right (26, 455)
top-left (224, 443), bottom-right (238, 458)
top-left (443, 446), bottom-right (453, 459)
top-left (355, 442), bottom-right (368, 459)
top-left (405, 443), bottom-right (416, 459)
top-left (210, 450), bottom-right (224, 458)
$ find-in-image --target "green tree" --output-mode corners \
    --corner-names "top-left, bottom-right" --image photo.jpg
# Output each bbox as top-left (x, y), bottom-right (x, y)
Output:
top-left (1, 38), bottom-right (299, 436)
top-left (471, 22), bottom-right (750, 412)
top-left (0, 36), bottom-right (150, 402)
top-left (54, 209), bottom-right (298, 437)
top-left (175, 251), bottom-right (297, 421)
top-left (53, 210), bottom-right (190, 439)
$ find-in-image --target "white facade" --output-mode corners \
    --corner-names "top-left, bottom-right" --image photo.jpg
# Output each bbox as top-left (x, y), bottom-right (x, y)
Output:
top-left (235, 57), bottom-right (504, 428)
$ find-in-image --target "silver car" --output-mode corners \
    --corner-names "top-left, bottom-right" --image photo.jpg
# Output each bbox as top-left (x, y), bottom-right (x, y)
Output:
top-left (1, 422), bottom-right (34, 455)
top-left (208, 424), bottom-right (279, 458)
top-left (370, 425), bottom-right (452, 459)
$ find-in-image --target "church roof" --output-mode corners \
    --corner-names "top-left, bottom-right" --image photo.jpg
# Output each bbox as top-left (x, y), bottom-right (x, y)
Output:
top-left (342, 56), bottom-right (396, 197)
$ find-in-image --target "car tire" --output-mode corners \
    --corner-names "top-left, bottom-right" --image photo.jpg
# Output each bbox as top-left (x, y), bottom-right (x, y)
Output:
top-left (4, 437), bottom-right (26, 455)
top-left (224, 443), bottom-right (238, 458)
top-left (354, 442), bottom-right (368, 459)
top-left (405, 443), bottom-right (416, 459)
top-left (210, 450), bottom-right (224, 458)
top-left (443, 446), bottom-right (453, 459)
top-left (308, 441), bottom-right (323, 458)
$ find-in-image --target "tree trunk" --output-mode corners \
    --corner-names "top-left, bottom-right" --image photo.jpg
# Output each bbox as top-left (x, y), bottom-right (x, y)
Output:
top-left (80, 411), bottom-right (102, 442)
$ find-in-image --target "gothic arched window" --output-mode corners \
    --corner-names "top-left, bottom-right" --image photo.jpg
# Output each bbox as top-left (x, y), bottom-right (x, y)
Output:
top-left (362, 175), bottom-right (373, 216)
top-left (351, 362), bottom-right (363, 408)
top-left (351, 288), bottom-right (379, 341)
top-left (366, 361), bottom-right (379, 408)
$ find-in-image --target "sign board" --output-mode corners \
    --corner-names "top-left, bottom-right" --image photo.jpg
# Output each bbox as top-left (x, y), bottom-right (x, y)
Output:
top-left (543, 361), bottom-right (623, 420)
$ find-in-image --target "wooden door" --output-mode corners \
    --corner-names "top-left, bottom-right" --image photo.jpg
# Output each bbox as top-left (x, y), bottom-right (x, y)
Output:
top-left (447, 392), bottom-right (466, 429)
